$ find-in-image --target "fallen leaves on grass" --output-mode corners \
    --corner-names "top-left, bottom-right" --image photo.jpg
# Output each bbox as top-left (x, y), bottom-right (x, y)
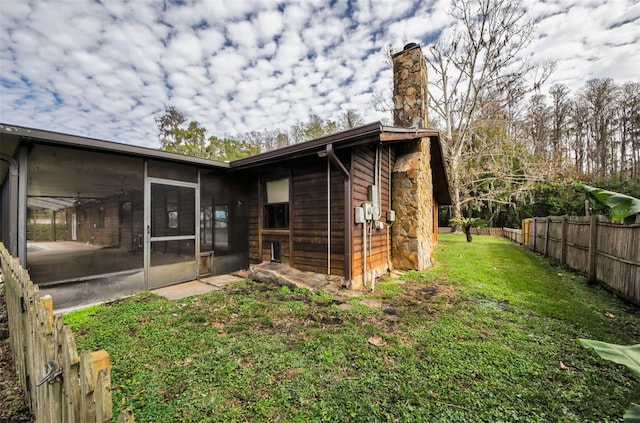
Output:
top-left (367, 335), bottom-right (387, 347)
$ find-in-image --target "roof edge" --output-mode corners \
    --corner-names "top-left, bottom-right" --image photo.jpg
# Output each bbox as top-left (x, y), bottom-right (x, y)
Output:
top-left (0, 123), bottom-right (231, 168)
top-left (230, 121), bottom-right (383, 169)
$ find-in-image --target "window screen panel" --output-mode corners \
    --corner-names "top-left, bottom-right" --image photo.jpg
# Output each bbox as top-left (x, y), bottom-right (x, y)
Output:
top-left (266, 178), bottom-right (289, 204)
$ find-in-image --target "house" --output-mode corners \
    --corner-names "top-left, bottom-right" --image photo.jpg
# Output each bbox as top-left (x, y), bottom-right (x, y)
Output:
top-left (0, 43), bottom-right (450, 309)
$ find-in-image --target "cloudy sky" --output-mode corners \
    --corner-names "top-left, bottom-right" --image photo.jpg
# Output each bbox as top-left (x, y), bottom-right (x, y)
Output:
top-left (1, 0), bottom-right (638, 149)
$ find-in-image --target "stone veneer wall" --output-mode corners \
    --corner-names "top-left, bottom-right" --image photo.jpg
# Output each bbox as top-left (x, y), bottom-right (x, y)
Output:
top-left (392, 44), bottom-right (428, 129)
top-left (391, 43), bottom-right (435, 270)
top-left (391, 139), bottom-right (434, 269)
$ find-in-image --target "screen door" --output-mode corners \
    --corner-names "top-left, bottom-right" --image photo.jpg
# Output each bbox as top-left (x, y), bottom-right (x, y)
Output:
top-left (145, 178), bottom-right (198, 289)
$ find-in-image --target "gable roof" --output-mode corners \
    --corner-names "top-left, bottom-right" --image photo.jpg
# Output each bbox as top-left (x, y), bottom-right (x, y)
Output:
top-left (0, 121), bottom-right (451, 205)
top-left (231, 122), bottom-right (451, 205)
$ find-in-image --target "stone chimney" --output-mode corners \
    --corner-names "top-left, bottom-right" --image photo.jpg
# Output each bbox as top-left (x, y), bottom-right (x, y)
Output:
top-left (390, 43), bottom-right (435, 270)
top-left (392, 42), bottom-right (428, 128)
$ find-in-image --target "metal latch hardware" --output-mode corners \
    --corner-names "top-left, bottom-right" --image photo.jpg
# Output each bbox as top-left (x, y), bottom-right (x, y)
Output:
top-left (36, 360), bottom-right (63, 386)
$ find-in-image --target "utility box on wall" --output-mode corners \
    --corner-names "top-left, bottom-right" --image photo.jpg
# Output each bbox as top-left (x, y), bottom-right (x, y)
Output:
top-left (354, 207), bottom-right (365, 224)
top-left (367, 185), bottom-right (379, 219)
top-left (363, 202), bottom-right (374, 221)
top-left (386, 210), bottom-right (396, 223)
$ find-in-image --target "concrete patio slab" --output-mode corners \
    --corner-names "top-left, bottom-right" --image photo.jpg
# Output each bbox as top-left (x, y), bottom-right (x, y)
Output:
top-left (152, 280), bottom-right (219, 301)
top-left (200, 274), bottom-right (245, 288)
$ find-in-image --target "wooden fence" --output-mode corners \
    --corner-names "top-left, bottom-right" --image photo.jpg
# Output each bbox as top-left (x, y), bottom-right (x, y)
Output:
top-left (472, 227), bottom-right (504, 236)
top-left (441, 218), bottom-right (640, 305)
top-left (438, 227), bottom-right (504, 236)
top-left (502, 217), bottom-right (640, 306)
top-left (1, 242), bottom-right (134, 423)
top-left (502, 227), bottom-right (524, 245)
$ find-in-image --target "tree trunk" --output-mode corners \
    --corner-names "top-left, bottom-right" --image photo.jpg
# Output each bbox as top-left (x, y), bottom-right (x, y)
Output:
top-left (465, 226), bottom-right (472, 242)
top-left (450, 172), bottom-right (464, 233)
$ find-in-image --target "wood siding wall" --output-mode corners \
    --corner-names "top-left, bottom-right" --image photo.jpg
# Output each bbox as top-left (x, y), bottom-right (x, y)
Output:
top-left (248, 185), bottom-right (259, 263)
top-left (291, 159), bottom-right (345, 274)
top-left (246, 154), bottom-right (346, 275)
top-left (351, 145), bottom-right (395, 283)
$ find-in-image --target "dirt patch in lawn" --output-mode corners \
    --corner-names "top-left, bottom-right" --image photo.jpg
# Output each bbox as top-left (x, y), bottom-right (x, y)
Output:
top-left (405, 279), bottom-right (456, 302)
top-left (357, 280), bottom-right (458, 341)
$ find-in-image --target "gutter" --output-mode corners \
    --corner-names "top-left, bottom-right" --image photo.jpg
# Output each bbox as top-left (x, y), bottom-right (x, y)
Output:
top-left (232, 122), bottom-right (382, 169)
top-left (325, 143), bottom-right (352, 287)
top-left (0, 123), bottom-right (230, 168)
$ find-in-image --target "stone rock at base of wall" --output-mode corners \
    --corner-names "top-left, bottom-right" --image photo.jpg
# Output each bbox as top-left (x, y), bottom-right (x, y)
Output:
top-left (248, 262), bottom-right (334, 292)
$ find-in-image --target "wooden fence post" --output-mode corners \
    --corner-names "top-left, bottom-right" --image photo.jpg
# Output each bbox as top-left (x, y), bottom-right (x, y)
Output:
top-left (532, 219), bottom-right (537, 252)
top-left (561, 216), bottom-right (568, 265)
top-left (95, 367), bottom-right (113, 423)
top-left (544, 217), bottom-right (550, 257)
top-left (57, 316), bottom-right (81, 423)
top-left (588, 214), bottom-right (598, 284)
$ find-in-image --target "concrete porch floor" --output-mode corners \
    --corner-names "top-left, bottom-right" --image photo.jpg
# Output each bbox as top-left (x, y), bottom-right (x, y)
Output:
top-left (54, 274), bottom-right (246, 314)
top-left (152, 274), bottom-right (244, 301)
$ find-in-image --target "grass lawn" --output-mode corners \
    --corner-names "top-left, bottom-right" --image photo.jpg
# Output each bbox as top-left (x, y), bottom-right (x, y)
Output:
top-left (64, 234), bottom-right (640, 422)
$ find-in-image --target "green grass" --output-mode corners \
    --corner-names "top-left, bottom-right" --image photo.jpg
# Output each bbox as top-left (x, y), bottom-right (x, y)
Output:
top-left (64, 234), bottom-right (640, 422)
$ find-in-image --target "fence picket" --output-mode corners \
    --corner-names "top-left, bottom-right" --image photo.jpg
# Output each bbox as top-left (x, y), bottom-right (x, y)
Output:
top-left (0, 242), bottom-right (134, 422)
top-left (499, 217), bottom-right (640, 306)
top-left (80, 350), bottom-right (97, 423)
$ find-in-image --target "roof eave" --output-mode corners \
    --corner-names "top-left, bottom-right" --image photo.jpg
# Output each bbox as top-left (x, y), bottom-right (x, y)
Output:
top-left (381, 126), bottom-right (452, 205)
top-left (379, 126), bottom-right (439, 142)
top-left (230, 121), bottom-right (383, 169)
top-left (0, 123), bottom-right (231, 168)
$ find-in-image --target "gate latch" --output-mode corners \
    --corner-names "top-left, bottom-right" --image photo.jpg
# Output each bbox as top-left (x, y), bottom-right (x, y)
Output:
top-left (36, 360), bottom-right (63, 386)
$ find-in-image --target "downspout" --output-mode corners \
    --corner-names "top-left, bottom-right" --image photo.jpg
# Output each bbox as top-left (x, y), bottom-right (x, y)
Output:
top-left (327, 158), bottom-right (331, 274)
top-left (386, 145), bottom-right (392, 271)
top-left (325, 143), bottom-right (352, 287)
top-left (0, 153), bottom-right (18, 258)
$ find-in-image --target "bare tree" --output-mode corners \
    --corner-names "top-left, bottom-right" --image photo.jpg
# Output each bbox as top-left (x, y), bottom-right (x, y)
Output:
top-left (568, 99), bottom-right (588, 174)
top-left (580, 78), bottom-right (618, 178)
top-left (370, 45), bottom-right (396, 119)
top-left (549, 84), bottom-right (571, 163)
top-left (425, 0), bottom-right (553, 218)
top-left (525, 94), bottom-right (551, 160)
top-left (617, 82), bottom-right (640, 181)
top-left (237, 128), bottom-right (289, 152)
top-left (339, 109), bottom-right (365, 130)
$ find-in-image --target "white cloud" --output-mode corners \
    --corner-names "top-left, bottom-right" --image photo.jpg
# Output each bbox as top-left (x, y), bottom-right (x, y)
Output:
top-left (165, 32), bottom-right (205, 70)
top-left (254, 10), bottom-right (285, 43)
top-left (209, 48), bottom-right (250, 77)
top-left (273, 30), bottom-right (308, 69)
top-left (227, 20), bottom-right (260, 50)
top-left (0, 0), bottom-right (638, 147)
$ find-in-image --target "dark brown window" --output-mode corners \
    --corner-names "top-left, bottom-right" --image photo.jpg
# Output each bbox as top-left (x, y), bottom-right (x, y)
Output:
top-left (263, 178), bottom-right (289, 230)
